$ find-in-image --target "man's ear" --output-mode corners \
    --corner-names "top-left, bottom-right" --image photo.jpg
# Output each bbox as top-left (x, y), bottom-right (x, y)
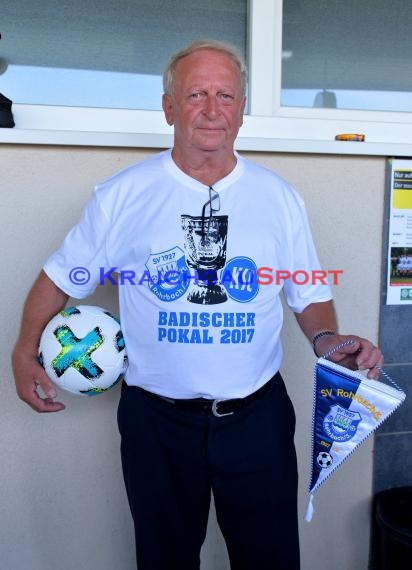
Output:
top-left (239, 96), bottom-right (246, 127)
top-left (162, 94), bottom-right (174, 126)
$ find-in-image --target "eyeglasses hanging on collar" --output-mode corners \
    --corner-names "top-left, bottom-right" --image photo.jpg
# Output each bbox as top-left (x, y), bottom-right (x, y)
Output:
top-left (201, 186), bottom-right (220, 240)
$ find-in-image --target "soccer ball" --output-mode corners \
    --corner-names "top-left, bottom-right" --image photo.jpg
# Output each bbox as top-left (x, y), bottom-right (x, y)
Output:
top-left (38, 305), bottom-right (127, 396)
top-left (316, 451), bottom-right (333, 469)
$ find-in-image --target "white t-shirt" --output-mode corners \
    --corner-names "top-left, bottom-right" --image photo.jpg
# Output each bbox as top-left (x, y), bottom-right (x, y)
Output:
top-left (44, 150), bottom-right (332, 399)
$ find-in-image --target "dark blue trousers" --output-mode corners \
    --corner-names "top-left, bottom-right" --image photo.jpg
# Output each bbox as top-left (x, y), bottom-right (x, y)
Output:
top-left (117, 373), bottom-right (300, 570)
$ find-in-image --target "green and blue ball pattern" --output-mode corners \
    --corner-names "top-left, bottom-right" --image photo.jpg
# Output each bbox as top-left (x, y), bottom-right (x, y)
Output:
top-left (39, 305), bottom-right (127, 396)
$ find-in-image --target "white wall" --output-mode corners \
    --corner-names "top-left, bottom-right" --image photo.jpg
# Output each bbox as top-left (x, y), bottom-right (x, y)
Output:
top-left (0, 145), bottom-right (385, 569)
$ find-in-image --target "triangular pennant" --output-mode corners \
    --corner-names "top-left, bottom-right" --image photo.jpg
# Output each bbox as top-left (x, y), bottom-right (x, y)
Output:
top-left (305, 357), bottom-right (406, 522)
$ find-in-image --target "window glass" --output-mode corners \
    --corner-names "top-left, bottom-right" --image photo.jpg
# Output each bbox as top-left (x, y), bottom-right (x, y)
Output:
top-left (281, 0), bottom-right (412, 112)
top-left (0, 0), bottom-right (247, 110)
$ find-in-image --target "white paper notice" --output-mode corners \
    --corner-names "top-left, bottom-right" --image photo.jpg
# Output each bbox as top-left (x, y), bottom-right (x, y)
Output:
top-left (386, 159), bottom-right (412, 305)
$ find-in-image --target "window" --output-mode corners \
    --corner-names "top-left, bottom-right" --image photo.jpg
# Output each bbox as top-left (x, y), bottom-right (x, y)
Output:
top-left (281, 0), bottom-right (412, 113)
top-left (1, 0), bottom-right (247, 110)
top-left (2, 0), bottom-right (412, 156)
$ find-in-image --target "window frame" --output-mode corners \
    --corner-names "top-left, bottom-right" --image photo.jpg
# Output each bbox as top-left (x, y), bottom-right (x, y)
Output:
top-left (2, 0), bottom-right (412, 156)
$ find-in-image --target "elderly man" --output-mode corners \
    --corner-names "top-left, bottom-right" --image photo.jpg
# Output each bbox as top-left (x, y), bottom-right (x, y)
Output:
top-left (13, 40), bottom-right (383, 569)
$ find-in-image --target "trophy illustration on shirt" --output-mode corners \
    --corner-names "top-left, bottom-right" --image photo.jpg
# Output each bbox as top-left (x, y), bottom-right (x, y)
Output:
top-left (181, 214), bottom-right (228, 304)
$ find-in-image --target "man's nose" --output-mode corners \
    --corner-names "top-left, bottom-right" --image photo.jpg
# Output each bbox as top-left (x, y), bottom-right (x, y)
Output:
top-left (203, 96), bottom-right (219, 118)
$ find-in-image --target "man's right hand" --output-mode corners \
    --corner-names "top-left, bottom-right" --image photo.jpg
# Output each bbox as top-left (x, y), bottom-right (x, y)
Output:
top-left (12, 348), bottom-right (66, 413)
top-left (12, 270), bottom-right (69, 413)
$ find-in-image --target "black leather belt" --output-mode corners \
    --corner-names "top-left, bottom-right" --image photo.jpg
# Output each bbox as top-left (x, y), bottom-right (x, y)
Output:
top-left (141, 374), bottom-right (277, 418)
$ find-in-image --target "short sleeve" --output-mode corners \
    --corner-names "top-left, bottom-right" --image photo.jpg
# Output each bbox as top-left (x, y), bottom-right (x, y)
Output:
top-left (282, 196), bottom-right (333, 313)
top-left (43, 190), bottom-right (111, 299)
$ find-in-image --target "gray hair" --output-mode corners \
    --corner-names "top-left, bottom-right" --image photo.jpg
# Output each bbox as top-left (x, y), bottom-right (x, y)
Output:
top-left (163, 39), bottom-right (248, 96)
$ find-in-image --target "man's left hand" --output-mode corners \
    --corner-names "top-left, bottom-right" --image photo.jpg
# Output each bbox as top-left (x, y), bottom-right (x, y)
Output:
top-left (315, 334), bottom-right (384, 380)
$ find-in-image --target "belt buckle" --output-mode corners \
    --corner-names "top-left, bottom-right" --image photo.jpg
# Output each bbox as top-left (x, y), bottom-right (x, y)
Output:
top-left (212, 399), bottom-right (234, 418)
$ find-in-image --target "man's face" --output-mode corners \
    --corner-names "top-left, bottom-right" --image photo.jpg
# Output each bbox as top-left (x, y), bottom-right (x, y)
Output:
top-left (162, 49), bottom-right (246, 157)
